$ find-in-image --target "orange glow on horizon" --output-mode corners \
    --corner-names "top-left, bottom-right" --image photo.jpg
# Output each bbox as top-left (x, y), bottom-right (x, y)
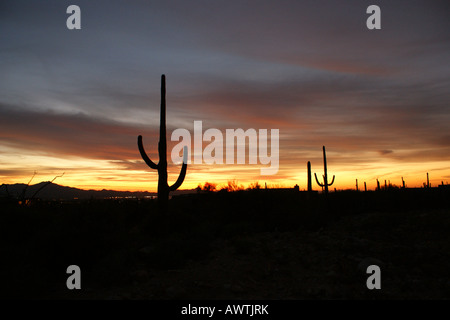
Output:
top-left (1, 135), bottom-right (449, 193)
top-left (1, 156), bottom-right (448, 193)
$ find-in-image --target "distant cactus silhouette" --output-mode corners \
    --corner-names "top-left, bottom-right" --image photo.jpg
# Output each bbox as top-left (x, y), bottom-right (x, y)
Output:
top-left (314, 146), bottom-right (335, 194)
top-left (402, 177), bottom-right (406, 189)
top-left (364, 181), bottom-right (367, 192)
top-left (20, 171), bottom-right (37, 203)
top-left (29, 173), bottom-right (65, 204)
top-left (355, 179), bottom-right (359, 191)
top-left (307, 161), bottom-right (312, 193)
top-left (138, 75), bottom-right (188, 212)
top-left (376, 179), bottom-right (380, 191)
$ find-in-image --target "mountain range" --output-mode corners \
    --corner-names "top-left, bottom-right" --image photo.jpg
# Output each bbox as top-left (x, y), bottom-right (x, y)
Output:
top-left (0, 182), bottom-right (197, 200)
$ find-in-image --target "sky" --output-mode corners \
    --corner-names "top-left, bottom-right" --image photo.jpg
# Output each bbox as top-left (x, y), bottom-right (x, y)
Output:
top-left (0, 0), bottom-right (449, 192)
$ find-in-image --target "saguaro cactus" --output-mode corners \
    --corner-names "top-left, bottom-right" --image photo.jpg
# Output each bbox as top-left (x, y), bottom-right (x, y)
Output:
top-left (138, 75), bottom-right (188, 212)
top-left (307, 161), bottom-right (312, 193)
top-left (314, 146), bottom-right (335, 194)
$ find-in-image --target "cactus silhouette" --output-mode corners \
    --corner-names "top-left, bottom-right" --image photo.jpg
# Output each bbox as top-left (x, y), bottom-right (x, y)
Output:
top-left (314, 146), bottom-right (335, 194)
top-left (307, 161), bottom-right (312, 193)
top-left (138, 74), bottom-right (188, 212)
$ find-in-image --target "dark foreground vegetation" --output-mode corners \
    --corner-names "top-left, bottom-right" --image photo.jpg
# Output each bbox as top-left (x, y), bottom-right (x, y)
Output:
top-left (1, 188), bottom-right (449, 299)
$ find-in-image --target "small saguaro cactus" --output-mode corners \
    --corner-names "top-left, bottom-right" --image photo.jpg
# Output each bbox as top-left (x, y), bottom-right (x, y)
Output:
top-left (355, 179), bottom-right (359, 191)
top-left (138, 74), bottom-right (188, 212)
top-left (307, 161), bottom-right (312, 193)
top-left (314, 146), bottom-right (335, 194)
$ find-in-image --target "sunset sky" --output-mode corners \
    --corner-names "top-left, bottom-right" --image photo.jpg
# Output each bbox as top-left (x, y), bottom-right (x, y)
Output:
top-left (1, 0), bottom-right (449, 192)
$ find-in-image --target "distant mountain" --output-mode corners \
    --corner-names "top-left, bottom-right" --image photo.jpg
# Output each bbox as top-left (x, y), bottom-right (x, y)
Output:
top-left (0, 182), bottom-right (165, 200)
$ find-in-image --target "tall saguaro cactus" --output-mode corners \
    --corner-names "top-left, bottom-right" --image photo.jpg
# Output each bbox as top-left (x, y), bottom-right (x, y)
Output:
top-left (138, 75), bottom-right (188, 212)
top-left (314, 146), bottom-right (335, 194)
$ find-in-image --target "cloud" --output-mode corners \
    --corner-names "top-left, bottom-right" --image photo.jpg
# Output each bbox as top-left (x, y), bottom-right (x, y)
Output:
top-left (0, 103), bottom-right (158, 160)
top-left (378, 150), bottom-right (394, 155)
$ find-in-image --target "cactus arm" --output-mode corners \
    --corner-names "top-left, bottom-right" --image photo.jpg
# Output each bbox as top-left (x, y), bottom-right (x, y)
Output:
top-left (169, 162), bottom-right (187, 191)
top-left (314, 173), bottom-right (324, 187)
top-left (329, 175), bottom-right (335, 186)
top-left (138, 135), bottom-right (158, 169)
top-left (169, 146), bottom-right (188, 191)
